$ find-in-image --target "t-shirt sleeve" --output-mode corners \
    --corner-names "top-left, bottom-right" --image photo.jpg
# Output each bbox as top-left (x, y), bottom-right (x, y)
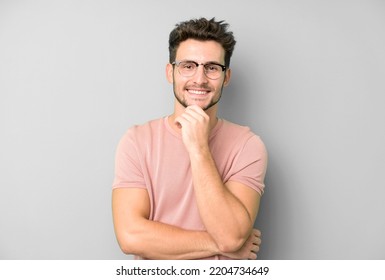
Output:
top-left (228, 135), bottom-right (268, 195)
top-left (112, 129), bottom-right (147, 189)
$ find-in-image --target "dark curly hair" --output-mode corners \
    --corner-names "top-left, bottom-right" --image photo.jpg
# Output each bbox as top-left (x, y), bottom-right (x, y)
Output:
top-left (168, 17), bottom-right (236, 67)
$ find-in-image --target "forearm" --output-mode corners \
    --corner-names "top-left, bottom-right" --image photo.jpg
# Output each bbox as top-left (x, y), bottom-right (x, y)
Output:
top-left (173, 106), bottom-right (259, 252)
top-left (189, 149), bottom-right (254, 251)
top-left (116, 217), bottom-right (220, 259)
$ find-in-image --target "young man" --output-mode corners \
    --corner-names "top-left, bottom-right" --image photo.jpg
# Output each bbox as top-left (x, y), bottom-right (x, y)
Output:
top-left (112, 18), bottom-right (268, 260)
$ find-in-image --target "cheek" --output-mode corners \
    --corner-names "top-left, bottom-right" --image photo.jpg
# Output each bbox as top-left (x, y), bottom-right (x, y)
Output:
top-left (214, 81), bottom-right (225, 91)
top-left (173, 77), bottom-right (188, 90)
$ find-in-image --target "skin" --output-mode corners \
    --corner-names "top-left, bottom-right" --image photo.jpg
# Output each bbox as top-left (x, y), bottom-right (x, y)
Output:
top-left (112, 39), bottom-right (262, 259)
top-left (168, 39), bottom-right (230, 120)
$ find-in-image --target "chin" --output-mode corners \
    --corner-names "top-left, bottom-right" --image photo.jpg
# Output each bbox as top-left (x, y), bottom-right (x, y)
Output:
top-left (174, 90), bottom-right (221, 111)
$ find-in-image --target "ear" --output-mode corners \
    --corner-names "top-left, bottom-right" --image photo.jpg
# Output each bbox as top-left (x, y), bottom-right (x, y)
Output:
top-left (166, 63), bottom-right (174, 84)
top-left (223, 68), bottom-right (231, 87)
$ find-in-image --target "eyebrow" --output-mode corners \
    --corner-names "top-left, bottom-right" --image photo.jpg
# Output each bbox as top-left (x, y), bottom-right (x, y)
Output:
top-left (180, 59), bottom-right (224, 65)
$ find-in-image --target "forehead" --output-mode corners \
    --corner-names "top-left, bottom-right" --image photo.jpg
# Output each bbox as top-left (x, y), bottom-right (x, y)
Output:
top-left (176, 39), bottom-right (225, 63)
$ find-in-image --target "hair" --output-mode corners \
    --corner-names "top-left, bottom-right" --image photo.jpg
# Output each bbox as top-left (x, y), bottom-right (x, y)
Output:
top-left (168, 17), bottom-right (236, 67)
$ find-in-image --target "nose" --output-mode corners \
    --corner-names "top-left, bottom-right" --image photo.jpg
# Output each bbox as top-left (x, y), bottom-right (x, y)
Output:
top-left (193, 64), bottom-right (209, 84)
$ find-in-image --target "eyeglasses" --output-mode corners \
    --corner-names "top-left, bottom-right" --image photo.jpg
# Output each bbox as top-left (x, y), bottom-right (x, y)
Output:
top-left (172, 60), bottom-right (226, 80)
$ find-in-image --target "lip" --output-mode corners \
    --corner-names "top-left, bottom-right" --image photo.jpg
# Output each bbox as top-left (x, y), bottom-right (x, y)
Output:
top-left (186, 88), bottom-right (211, 95)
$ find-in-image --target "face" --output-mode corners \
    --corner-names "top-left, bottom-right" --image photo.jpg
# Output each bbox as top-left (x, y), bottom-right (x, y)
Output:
top-left (166, 39), bottom-right (231, 112)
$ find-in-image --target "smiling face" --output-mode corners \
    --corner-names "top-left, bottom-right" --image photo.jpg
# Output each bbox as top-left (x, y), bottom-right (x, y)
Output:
top-left (166, 39), bottom-right (231, 114)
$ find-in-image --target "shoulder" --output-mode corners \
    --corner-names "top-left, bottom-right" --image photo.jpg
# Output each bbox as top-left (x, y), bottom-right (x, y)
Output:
top-left (123, 117), bottom-right (164, 140)
top-left (116, 118), bottom-right (165, 153)
top-left (219, 119), bottom-right (261, 140)
top-left (218, 119), bottom-right (267, 154)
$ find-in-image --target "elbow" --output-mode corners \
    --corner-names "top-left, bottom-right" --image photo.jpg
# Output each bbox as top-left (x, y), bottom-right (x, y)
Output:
top-left (119, 240), bottom-right (134, 255)
top-left (116, 232), bottom-right (141, 256)
top-left (117, 238), bottom-right (134, 255)
top-left (216, 235), bottom-right (247, 253)
top-left (214, 225), bottom-right (252, 253)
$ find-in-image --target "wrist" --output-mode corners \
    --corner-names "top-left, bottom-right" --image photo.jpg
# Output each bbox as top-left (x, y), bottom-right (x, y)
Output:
top-left (188, 145), bottom-right (211, 159)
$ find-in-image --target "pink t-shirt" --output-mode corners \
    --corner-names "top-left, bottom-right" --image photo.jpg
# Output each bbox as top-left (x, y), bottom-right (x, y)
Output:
top-left (113, 116), bottom-right (268, 259)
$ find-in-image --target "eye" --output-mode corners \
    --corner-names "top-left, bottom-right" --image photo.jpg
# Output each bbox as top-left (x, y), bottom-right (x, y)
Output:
top-left (180, 62), bottom-right (195, 70)
top-left (205, 64), bottom-right (220, 72)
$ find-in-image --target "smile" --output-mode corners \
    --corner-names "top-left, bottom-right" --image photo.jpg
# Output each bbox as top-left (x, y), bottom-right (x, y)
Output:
top-left (187, 89), bottom-right (210, 95)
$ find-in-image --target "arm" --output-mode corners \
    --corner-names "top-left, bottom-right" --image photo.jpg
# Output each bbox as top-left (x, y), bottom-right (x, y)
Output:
top-left (175, 106), bottom-right (265, 252)
top-left (191, 155), bottom-right (260, 252)
top-left (112, 187), bottom-right (219, 259)
top-left (112, 187), bottom-right (261, 259)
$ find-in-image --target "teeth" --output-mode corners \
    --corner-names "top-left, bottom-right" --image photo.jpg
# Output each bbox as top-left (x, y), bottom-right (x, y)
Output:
top-left (188, 90), bottom-right (208, 95)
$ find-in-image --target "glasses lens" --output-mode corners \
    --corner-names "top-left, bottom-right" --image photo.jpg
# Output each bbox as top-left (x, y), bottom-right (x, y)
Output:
top-left (204, 64), bottom-right (222, 79)
top-left (175, 61), bottom-right (224, 80)
top-left (178, 62), bottom-right (196, 77)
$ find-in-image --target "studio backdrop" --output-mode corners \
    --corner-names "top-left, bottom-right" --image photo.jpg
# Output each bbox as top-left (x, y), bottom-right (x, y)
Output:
top-left (1, 0), bottom-right (384, 259)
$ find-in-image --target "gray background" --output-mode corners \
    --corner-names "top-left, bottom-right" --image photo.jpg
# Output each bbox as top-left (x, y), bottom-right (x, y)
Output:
top-left (1, 0), bottom-right (384, 259)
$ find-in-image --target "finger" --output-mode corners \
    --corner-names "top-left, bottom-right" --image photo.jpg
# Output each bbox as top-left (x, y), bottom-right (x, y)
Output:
top-left (253, 237), bottom-right (261, 246)
top-left (186, 105), bottom-right (209, 120)
top-left (253, 229), bottom-right (262, 237)
top-left (252, 244), bottom-right (260, 253)
top-left (248, 252), bottom-right (257, 260)
top-left (183, 111), bottom-right (205, 124)
top-left (186, 104), bottom-right (205, 114)
top-left (178, 111), bottom-right (206, 128)
top-left (174, 115), bottom-right (190, 128)
top-left (181, 111), bottom-right (198, 122)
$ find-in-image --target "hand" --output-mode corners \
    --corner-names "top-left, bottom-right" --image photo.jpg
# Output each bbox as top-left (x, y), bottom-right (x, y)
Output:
top-left (221, 229), bottom-right (262, 260)
top-left (174, 105), bottom-right (211, 154)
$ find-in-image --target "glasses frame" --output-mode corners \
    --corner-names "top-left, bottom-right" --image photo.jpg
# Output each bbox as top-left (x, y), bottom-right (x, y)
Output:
top-left (172, 60), bottom-right (227, 80)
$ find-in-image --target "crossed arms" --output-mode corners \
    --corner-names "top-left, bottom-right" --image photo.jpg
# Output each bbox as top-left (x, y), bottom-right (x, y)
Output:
top-left (112, 106), bottom-right (264, 259)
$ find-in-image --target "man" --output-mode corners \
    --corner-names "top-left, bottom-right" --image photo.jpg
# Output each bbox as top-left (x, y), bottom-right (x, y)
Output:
top-left (112, 18), bottom-right (268, 260)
